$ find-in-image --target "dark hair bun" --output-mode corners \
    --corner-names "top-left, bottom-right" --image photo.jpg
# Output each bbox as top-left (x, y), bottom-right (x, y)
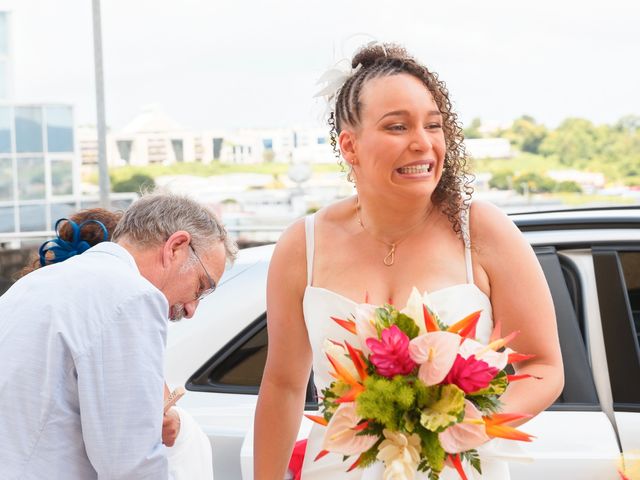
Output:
top-left (351, 43), bottom-right (411, 69)
top-left (58, 208), bottom-right (122, 245)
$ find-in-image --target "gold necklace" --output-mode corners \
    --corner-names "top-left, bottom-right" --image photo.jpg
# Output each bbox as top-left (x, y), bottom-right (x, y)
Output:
top-left (355, 197), bottom-right (432, 267)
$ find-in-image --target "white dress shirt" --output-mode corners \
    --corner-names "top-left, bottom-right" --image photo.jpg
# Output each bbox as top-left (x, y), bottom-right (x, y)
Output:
top-left (0, 242), bottom-right (170, 479)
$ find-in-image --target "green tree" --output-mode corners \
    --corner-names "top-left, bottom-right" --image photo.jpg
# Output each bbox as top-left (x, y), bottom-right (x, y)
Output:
top-left (554, 181), bottom-right (582, 193)
top-left (539, 118), bottom-right (599, 166)
top-left (488, 169), bottom-right (514, 190)
top-left (513, 172), bottom-right (556, 194)
top-left (111, 173), bottom-right (156, 193)
top-left (499, 115), bottom-right (548, 154)
top-left (464, 117), bottom-right (483, 139)
top-left (615, 114), bottom-right (640, 134)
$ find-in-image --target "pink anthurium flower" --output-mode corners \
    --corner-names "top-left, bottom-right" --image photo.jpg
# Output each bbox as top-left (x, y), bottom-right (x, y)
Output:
top-left (321, 403), bottom-right (378, 456)
top-left (439, 400), bottom-right (490, 453)
top-left (366, 325), bottom-right (416, 378)
top-left (408, 331), bottom-right (460, 386)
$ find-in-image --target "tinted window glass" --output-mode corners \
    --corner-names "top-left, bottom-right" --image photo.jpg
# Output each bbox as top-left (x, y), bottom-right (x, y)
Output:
top-left (210, 325), bottom-right (267, 387)
top-left (619, 251), bottom-right (640, 344)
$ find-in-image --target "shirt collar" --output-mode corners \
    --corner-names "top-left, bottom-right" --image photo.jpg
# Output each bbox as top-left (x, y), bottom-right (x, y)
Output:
top-left (87, 242), bottom-right (140, 274)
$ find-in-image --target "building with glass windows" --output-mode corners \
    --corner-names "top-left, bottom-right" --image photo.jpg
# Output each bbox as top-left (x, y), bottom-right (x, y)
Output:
top-left (0, 10), bottom-right (83, 238)
top-left (0, 103), bottom-right (81, 235)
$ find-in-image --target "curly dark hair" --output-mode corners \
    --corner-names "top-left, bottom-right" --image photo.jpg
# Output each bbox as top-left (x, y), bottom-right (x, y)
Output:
top-left (329, 43), bottom-right (473, 235)
top-left (14, 208), bottom-right (123, 280)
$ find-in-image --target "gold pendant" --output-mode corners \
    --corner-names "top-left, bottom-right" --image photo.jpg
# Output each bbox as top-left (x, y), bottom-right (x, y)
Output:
top-left (383, 244), bottom-right (396, 266)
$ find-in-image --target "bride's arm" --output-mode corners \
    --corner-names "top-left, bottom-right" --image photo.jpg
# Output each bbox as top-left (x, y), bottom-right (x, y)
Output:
top-left (254, 219), bottom-right (313, 479)
top-left (471, 201), bottom-right (564, 424)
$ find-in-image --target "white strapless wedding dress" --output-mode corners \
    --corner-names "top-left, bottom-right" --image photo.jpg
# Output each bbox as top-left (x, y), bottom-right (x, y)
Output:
top-left (299, 213), bottom-right (511, 479)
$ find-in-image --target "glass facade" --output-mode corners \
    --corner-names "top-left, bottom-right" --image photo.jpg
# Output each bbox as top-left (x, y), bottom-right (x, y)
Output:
top-left (19, 204), bottom-right (47, 232)
top-left (0, 106), bottom-right (11, 152)
top-left (0, 157), bottom-right (11, 201)
top-left (46, 106), bottom-right (74, 152)
top-left (17, 157), bottom-right (45, 200)
top-left (15, 107), bottom-right (43, 153)
top-left (51, 158), bottom-right (73, 195)
top-left (0, 104), bottom-right (79, 236)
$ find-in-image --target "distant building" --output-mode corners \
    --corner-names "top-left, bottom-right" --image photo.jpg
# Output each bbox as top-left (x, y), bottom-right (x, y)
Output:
top-left (0, 103), bottom-right (82, 235)
top-left (78, 105), bottom-right (335, 167)
top-left (465, 138), bottom-right (512, 159)
top-left (0, 10), bottom-right (83, 237)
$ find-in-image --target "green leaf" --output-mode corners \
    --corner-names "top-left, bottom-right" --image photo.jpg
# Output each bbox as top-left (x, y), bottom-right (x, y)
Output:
top-left (469, 394), bottom-right (503, 415)
top-left (415, 425), bottom-right (446, 473)
top-left (461, 449), bottom-right (482, 475)
top-left (358, 444), bottom-right (381, 469)
top-left (419, 384), bottom-right (465, 432)
top-left (394, 312), bottom-right (420, 339)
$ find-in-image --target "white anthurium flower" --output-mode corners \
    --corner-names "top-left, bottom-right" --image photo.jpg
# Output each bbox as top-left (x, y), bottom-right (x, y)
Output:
top-left (408, 331), bottom-right (460, 386)
top-left (322, 339), bottom-right (359, 379)
top-left (459, 338), bottom-right (509, 371)
top-left (438, 399), bottom-right (490, 453)
top-left (400, 287), bottom-right (426, 335)
top-left (376, 429), bottom-right (421, 480)
top-left (322, 402), bottom-right (378, 456)
top-left (353, 303), bottom-right (379, 355)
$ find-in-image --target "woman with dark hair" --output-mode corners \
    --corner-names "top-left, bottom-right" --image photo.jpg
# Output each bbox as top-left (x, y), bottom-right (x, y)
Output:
top-left (255, 43), bottom-right (564, 478)
top-left (15, 208), bottom-right (122, 279)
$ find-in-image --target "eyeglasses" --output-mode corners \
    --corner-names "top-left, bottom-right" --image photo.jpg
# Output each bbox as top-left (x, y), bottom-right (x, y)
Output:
top-left (189, 244), bottom-right (216, 301)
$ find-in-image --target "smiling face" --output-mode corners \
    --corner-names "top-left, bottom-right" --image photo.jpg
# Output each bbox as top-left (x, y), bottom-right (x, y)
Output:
top-left (339, 73), bottom-right (447, 201)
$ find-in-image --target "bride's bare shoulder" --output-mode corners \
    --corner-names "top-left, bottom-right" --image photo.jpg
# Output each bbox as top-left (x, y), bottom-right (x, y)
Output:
top-left (316, 196), bottom-right (356, 230)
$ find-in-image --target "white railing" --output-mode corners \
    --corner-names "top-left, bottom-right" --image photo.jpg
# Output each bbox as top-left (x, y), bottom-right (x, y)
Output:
top-left (0, 225), bottom-right (286, 247)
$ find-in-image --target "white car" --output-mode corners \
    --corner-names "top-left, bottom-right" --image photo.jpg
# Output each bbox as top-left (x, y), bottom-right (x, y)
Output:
top-left (165, 207), bottom-right (640, 479)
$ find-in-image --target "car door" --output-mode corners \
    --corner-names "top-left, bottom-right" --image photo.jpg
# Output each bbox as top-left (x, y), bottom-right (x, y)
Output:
top-left (507, 246), bottom-right (622, 479)
top-left (592, 246), bottom-right (640, 475)
top-left (180, 244), bottom-right (625, 480)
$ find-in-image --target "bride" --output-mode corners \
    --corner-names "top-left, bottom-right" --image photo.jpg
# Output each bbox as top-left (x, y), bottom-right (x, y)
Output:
top-left (254, 43), bottom-right (564, 479)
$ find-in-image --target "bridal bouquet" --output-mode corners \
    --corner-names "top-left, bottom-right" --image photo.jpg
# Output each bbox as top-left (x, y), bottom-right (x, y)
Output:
top-left (306, 288), bottom-right (537, 480)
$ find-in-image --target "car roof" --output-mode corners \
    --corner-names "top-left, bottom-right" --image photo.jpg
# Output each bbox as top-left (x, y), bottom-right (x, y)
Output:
top-left (510, 206), bottom-right (640, 231)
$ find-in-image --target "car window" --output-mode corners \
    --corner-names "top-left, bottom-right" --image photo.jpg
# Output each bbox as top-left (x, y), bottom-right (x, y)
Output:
top-left (187, 314), bottom-right (318, 408)
top-left (209, 325), bottom-right (267, 387)
top-left (593, 247), bottom-right (640, 408)
top-left (619, 251), bottom-right (640, 345)
top-left (535, 247), bottom-right (599, 408)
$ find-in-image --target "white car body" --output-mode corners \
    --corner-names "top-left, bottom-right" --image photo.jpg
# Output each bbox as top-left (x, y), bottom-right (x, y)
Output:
top-left (165, 208), bottom-right (640, 479)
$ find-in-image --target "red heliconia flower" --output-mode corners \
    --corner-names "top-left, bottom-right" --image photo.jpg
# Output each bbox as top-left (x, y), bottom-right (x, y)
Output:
top-left (443, 354), bottom-right (499, 393)
top-left (366, 325), bottom-right (417, 378)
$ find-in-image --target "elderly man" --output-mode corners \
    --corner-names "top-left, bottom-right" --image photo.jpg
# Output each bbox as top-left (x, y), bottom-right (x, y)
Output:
top-left (0, 192), bottom-right (236, 479)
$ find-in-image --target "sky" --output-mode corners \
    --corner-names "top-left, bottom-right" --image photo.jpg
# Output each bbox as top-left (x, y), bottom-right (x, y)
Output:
top-left (2, 0), bottom-right (639, 131)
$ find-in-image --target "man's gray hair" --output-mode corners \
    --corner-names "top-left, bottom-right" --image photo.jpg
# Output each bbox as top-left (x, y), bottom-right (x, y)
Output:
top-left (112, 191), bottom-right (237, 262)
